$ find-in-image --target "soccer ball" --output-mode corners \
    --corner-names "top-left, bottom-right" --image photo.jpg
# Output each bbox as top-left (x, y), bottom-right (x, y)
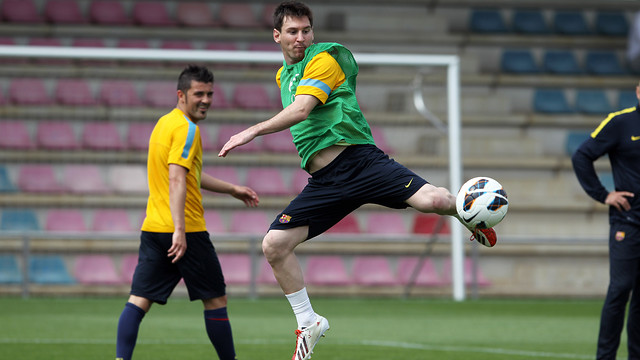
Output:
top-left (456, 177), bottom-right (508, 229)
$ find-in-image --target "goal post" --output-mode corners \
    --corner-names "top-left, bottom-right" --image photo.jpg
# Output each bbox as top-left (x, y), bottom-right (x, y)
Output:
top-left (0, 45), bottom-right (466, 301)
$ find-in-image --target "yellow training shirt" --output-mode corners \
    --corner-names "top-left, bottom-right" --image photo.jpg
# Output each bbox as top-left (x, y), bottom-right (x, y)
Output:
top-left (141, 108), bottom-right (206, 233)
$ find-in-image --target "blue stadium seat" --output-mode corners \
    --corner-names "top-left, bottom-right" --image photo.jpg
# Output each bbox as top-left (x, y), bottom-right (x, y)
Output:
top-left (543, 50), bottom-right (582, 74)
top-left (1, 209), bottom-right (40, 231)
top-left (595, 11), bottom-right (629, 36)
top-left (533, 88), bottom-right (573, 113)
top-left (553, 11), bottom-right (591, 35)
top-left (28, 255), bottom-right (75, 284)
top-left (618, 90), bottom-right (638, 109)
top-left (0, 165), bottom-right (15, 192)
top-left (585, 51), bottom-right (627, 75)
top-left (565, 131), bottom-right (591, 155)
top-left (469, 9), bottom-right (508, 33)
top-left (575, 89), bottom-right (613, 114)
top-left (0, 255), bottom-right (22, 284)
top-left (501, 49), bottom-right (539, 74)
top-left (512, 9), bottom-right (549, 34)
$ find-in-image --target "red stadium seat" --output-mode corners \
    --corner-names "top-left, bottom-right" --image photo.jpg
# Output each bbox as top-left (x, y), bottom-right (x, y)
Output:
top-left (258, 257), bottom-right (278, 285)
top-left (291, 169), bottom-right (310, 194)
top-left (218, 253), bottom-right (251, 285)
top-left (365, 212), bottom-right (408, 235)
top-left (74, 254), bottom-right (122, 285)
top-left (212, 84), bottom-right (230, 109)
top-left (176, 2), bottom-right (220, 27)
top-left (126, 122), bottom-right (155, 150)
top-left (229, 210), bottom-right (270, 235)
top-left (305, 256), bottom-right (351, 286)
top-left (412, 214), bottom-right (451, 235)
top-left (352, 256), bottom-right (397, 286)
top-left (1, 0), bottom-right (43, 23)
top-left (260, 4), bottom-right (278, 28)
top-left (245, 167), bottom-right (289, 196)
top-left (132, 2), bottom-right (176, 27)
top-left (262, 131), bottom-right (297, 154)
top-left (44, 0), bottom-right (86, 24)
top-left (326, 214), bottom-right (361, 234)
top-left (396, 257), bottom-right (444, 287)
top-left (120, 254), bottom-right (138, 283)
top-left (203, 210), bottom-right (227, 233)
top-left (219, 4), bottom-right (261, 29)
top-left (143, 81), bottom-right (177, 108)
top-left (55, 79), bottom-right (97, 106)
top-left (160, 40), bottom-right (194, 50)
top-left (82, 122), bottom-right (124, 150)
top-left (92, 209), bottom-right (133, 233)
top-left (369, 126), bottom-right (394, 155)
top-left (9, 78), bottom-right (53, 105)
top-left (89, 0), bottom-right (131, 25)
top-left (0, 121), bottom-right (34, 149)
top-left (100, 80), bottom-right (143, 107)
top-left (62, 165), bottom-right (110, 194)
top-left (36, 121), bottom-right (79, 150)
top-left (71, 38), bottom-right (105, 48)
top-left (17, 164), bottom-right (64, 193)
top-left (204, 42), bottom-right (239, 51)
top-left (231, 83), bottom-right (274, 110)
top-left (108, 165), bottom-right (147, 194)
top-left (45, 209), bottom-right (87, 232)
top-left (215, 125), bottom-right (262, 153)
top-left (442, 258), bottom-right (491, 287)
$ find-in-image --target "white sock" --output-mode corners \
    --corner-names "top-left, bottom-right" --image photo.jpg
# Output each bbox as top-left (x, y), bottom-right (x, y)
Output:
top-left (285, 287), bottom-right (316, 329)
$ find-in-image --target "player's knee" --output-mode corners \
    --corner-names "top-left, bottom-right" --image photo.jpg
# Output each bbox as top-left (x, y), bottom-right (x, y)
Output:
top-left (414, 187), bottom-right (454, 214)
top-left (262, 232), bottom-right (286, 263)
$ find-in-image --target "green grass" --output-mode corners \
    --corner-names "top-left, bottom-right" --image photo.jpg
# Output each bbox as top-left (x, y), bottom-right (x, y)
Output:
top-left (0, 296), bottom-right (620, 359)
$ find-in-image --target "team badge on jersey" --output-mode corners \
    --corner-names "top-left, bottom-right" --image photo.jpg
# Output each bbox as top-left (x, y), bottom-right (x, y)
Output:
top-left (615, 231), bottom-right (625, 241)
top-left (279, 214), bottom-right (292, 224)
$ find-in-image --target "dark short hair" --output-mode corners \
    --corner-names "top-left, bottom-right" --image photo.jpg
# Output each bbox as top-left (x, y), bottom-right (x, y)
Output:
top-left (177, 65), bottom-right (214, 92)
top-left (273, 1), bottom-right (313, 31)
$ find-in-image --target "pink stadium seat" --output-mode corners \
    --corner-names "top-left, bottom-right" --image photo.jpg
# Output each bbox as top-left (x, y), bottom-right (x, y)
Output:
top-left (82, 122), bottom-right (124, 150)
top-left (199, 124), bottom-right (214, 151)
top-left (212, 84), bottom-right (230, 109)
top-left (229, 210), bottom-right (270, 235)
top-left (62, 165), bottom-right (110, 194)
top-left (203, 166), bottom-right (242, 186)
top-left (215, 125), bottom-right (262, 153)
top-left (132, 2), bottom-right (175, 27)
top-left (108, 165), bottom-right (147, 194)
top-left (260, 4), bottom-right (278, 28)
top-left (126, 122), bottom-right (155, 150)
top-left (442, 258), bottom-right (491, 287)
top-left (203, 210), bottom-right (226, 233)
top-left (352, 256), bottom-right (397, 286)
top-left (74, 255), bottom-right (122, 285)
top-left (160, 40), bottom-right (194, 50)
top-left (370, 126), bottom-right (394, 155)
top-left (117, 39), bottom-right (151, 49)
top-left (245, 168), bottom-right (289, 196)
top-left (92, 209), bottom-right (133, 233)
top-left (9, 78), bottom-right (53, 105)
top-left (396, 257), bottom-right (444, 287)
top-left (89, 0), bottom-right (131, 25)
top-left (305, 256), bottom-right (351, 286)
top-left (291, 169), bottom-right (310, 193)
top-left (0, 121), bottom-right (34, 149)
top-left (218, 253), bottom-right (251, 285)
top-left (258, 257), bottom-right (278, 285)
top-left (176, 2), bottom-right (220, 27)
top-left (412, 214), bottom-right (451, 235)
top-left (17, 164), bottom-right (64, 193)
top-left (143, 81), bottom-right (177, 108)
top-left (55, 79), bottom-right (97, 106)
top-left (365, 212), bottom-right (408, 235)
top-left (28, 37), bottom-right (62, 46)
top-left (120, 254), bottom-right (138, 283)
top-left (326, 214), bottom-right (361, 234)
top-left (44, 0), bottom-right (86, 24)
top-left (100, 80), bottom-right (142, 107)
top-left (36, 121), bottom-right (78, 150)
top-left (219, 4), bottom-right (261, 29)
top-left (71, 38), bottom-right (105, 48)
top-left (204, 42), bottom-right (239, 51)
top-left (262, 131), bottom-right (297, 154)
top-left (45, 209), bottom-right (87, 232)
top-left (232, 83), bottom-right (274, 110)
top-left (1, 0), bottom-right (43, 23)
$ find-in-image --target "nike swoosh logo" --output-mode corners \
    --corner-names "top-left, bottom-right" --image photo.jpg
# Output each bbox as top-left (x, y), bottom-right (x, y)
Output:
top-left (405, 178), bottom-right (413, 188)
top-left (463, 212), bottom-right (479, 223)
top-left (632, 135), bottom-right (640, 141)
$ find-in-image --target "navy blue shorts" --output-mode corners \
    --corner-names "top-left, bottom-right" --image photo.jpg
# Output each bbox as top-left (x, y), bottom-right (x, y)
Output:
top-left (269, 144), bottom-right (428, 239)
top-left (130, 231), bottom-right (226, 304)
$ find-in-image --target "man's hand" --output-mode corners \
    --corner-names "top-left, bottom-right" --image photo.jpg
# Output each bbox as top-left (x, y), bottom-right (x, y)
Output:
top-left (168, 230), bottom-right (187, 263)
top-left (605, 191), bottom-right (635, 212)
top-left (231, 185), bottom-right (260, 207)
top-left (218, 128), bottom-right (257, 157)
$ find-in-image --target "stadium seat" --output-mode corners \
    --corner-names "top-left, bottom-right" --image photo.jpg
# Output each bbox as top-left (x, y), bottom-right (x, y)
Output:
top-left (198, 124), bottom-right (215, 151)
top-left (17, 164), bottom-right (64, 193)
top-left (0, 165), bottom-right (16, 192)
top-left (0, 255), bottom-right (22, 284)
top-left (305, 256), bottom-right (351, 286)
top-left (1, 0), bottom-right (43, 23)
top-left (553, 11), bottom-right (591, 35)
top-left (132, 1), bottom-right (176, 27)
top-left (469, 9), bottom-right (508, 33)
top-left (365, 212), bottom-right (408, 235)
top-left (212, 84), bottom-right (230, 109)
top-left (0, 121), bottom-right (33, 149)
top-left (203, 210), bottom-right (227, 233)
top-left (532, 88), bottom-right (574, 114)
top-left (219, 4), bottom-right (261, 28)
top-left (412, 214), bottom-right (451, 235)
top-left (36, 121), bottom-right (79, 150)
top-left (217, 253), bottom-right (251, 285)
top-left (501, 49), bottom-right (539, 74)
top-left (74, 254), bottom-right (122, 285)
top-left (160, 40), bottom-right (194, 50)
top-left (262, 130), bottom-right (297, 154)
top-left (45, 209), bottom-right (87, 232)
top-left (126, 122), bottom-right (155, 150)
top-left (62, 165), bottom-right (110, 194)
top-left (176, 2), bottom-right (220, 27)
top-left (143, 81), bottom-right (177, 108)
top-left (258, 258), bottom-right (278, 285)
top-left (44, 0), bottom-right (86, 24)
top-left (89, 0), bottom-right (131, 25)
top-left (29, 255), bottom-right (75, 284)
top-left (542, 50), bottom-right (582, 75)
top-left (352, 256), bottom-right (397, 286)
top-left (442, 258), bottom-right (491, 287)
top-left (108, 165), bottom-right (147, 193)
top-left (512, 10), bottom-right (549, 34)
top-left (397, 257), bottom-right (444, 287)
top-left (245, 168), bottom-right (289, 196)
top-left (120, 254), bottom-right (138, 283)
top-left (229, 210), bottom-right (271, 234)
top-left (565, 131), bottom-right (591, 156)
top-left (326, 214), bottom-right (361, 234)
top-left (585, 51), bottom-right (627, 76)
top-left (205, 42), bottom-right (239, 51)
top-left (117, 39), bottom-right (151, 49)
top-left (618, 90), bottom-right (638, 109)
top-left (575, 89), bottom-right (613, 114)
top-left (82, 122), bottom-right (124, 150)
top-left (99, 80), bottom-right (143, 107)
top-left (1, 209), bottom-right (40, 231)
top-left (92, 209), bottom-right (133, 233)
top-left (291, 169), bottom-right (310, 193)
top-left (595, 11), bottom-right (629, 36)
top-left (215, 125), bottom-right (262, 153)
top-left (27, 38), bottom-right (70, 65)
top-left (203, 166), bottom-right (242, 186)
top-left (369, 126), bottom-right (394, 155)
top-left (231, 83), bottom-right (274, 110)
top-left (55, 79), bottom-right (97, 106)
top-left (9, 78), bottom-right (53, 105)
top-left (71, 38), bottom-right (113, 66)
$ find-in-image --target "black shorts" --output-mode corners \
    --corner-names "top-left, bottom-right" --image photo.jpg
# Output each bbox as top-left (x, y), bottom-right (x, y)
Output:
top-left (269, 144), bottom-right (428, 239)
top-left (130, 231), bottom-right (226, 304)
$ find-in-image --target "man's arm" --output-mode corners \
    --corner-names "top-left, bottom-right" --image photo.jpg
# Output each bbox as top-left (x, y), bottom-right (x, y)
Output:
top-left (218, 94), bottom-right (319, 157)
top-left (201, 172), bottom-right (259, 207)
top-left (168, 163), bottom-right (188, 263)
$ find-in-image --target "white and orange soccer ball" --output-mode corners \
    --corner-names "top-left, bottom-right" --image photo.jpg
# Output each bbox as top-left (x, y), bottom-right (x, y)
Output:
top-left (456, 177), bottom-right (508, 229)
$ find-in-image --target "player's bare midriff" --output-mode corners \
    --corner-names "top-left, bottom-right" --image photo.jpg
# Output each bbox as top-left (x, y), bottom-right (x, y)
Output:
top-left (307, 145), bottom-right (347, 174)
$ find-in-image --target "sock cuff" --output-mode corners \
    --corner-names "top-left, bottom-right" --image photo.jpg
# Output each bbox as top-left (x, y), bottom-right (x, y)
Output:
top-left (205, 307), bottom-right (229, 320)
top-left (125, 302), bottom-right (146, 317)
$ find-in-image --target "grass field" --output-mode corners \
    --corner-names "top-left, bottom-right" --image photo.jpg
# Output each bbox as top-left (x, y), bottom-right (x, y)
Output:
top-left (0, 296), bottom-right (620, 359)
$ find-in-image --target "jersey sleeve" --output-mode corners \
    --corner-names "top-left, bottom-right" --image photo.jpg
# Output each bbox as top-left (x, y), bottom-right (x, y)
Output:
top-left (296, 51), bottom-right (346, 104)
top-left (168, 121), bottom-right (199, 170)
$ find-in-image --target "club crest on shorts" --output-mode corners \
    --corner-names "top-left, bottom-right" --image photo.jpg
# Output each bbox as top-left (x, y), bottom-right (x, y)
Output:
top-left (616, 231), bottom-right (625, 241)
top-left (279, 214), bottom-right (292, 224)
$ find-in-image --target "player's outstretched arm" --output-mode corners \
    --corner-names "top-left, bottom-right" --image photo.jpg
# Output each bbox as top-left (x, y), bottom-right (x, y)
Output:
top-left (201, 172), bottom-right (259, 207)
